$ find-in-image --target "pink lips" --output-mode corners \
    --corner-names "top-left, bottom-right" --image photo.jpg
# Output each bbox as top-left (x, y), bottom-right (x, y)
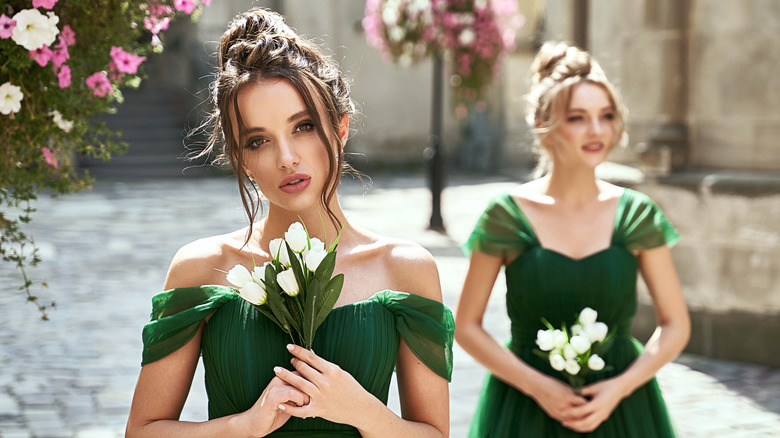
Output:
top-left (582, 142), bottom-right (604, 152)
top-left (279, 173), bottom-right (311, 194)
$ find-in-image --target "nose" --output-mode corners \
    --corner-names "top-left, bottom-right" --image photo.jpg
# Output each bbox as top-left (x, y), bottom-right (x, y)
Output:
top-left (588, 116), bottom-right (603, 135)
top-left (277, 138), bottom-right (300, 169)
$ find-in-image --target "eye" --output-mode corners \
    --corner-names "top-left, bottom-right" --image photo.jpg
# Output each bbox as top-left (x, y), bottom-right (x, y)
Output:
top-left (244, 137), bottom-right (268, 150)
top-left (294, 121), bottom-right (315, 133)
top-left (566, 115), bottom-right (584, 123)
top-left (602, 112), bottom-right (616, 120)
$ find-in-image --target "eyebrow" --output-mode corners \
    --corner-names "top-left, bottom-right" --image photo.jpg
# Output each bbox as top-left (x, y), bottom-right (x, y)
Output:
top-left (242, 110), bottom-right (311, 134)
top-left (567, 106), bottom-right (615, 113)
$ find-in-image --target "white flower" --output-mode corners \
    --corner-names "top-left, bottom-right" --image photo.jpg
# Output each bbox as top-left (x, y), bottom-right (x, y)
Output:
top-left (588, 354), bottom-right (605, 371)
top-left (277, 269), bottom-right (299, 297)
top-left (226, 264), bottom-right (253, 288)
top-left (570, 335), bottom-right (592, 354)
top-left (0, 82), bottom-right (23, 115)
top-left (552, 329), bottom-right (567, 349)
top-left (284, 222), bottom-right (308, 253)
top-left (562, 343), bottom-right (577, 360)
top-left (535, 329), bottom-right (555, 352)
top-left (571, 323), bottom-right (584, 336)
top-left (458, 28), bottom-right (475, 46)
top-left (388, 26), bottom-right (405, 43)
top-left (49, 110), bottom-right (73, 132)
top-left (564, 359), bottom-right (581, 376)
top-left (579, 307), bottom-right (598, 326)
top-left (549, 353), bottom-right (566, 371)
top-left (304, 248), bottom-right (328, 272)
top-left (238, 281), bottom-right (267, 305)
top-left (269, 238), bottom-right (291, 266)
top-left (381, 7), bottom-right (399, 26)
top-left (584, 322), bottom-right (609, 343)
top-left (308, 237), bottom-right (325, 252)
top-left (11, 9), bottom-right (59, 51)
top-left (252, 264), bottom-right (269, 284)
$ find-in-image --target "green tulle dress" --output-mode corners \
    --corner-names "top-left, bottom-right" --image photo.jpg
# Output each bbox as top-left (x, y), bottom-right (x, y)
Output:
top-left (463, 188), bottom-right (680, 437)
top-left (141, 288), bottom-right (454, 437)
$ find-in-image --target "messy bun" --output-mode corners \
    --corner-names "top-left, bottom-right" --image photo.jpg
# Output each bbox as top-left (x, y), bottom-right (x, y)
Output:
top-left (526, 41), bottom-right (627, 176)
top-left (197, 8), bottom-right (356, 243)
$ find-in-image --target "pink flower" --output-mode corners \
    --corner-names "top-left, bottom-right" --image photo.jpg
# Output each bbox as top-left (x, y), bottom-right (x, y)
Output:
top-left (85, 72), bottom-right (111, 97)
top-left (42, 147), bottom-right (58, 168)
top-left (201, 0), bottom-right (212, 5)
top-left (50, 42), bottom-right (69, 68)
top-left (109, 46), bottom-right (146, 75)
top-left (144, 3), bottom-right (173, 34)
top-left (173, 0), bottom-right (196, 14)
top-left (59, 24), bottom-right (75, 46)
top-left (29, 45), bottom-right (53, 67)
top-left (33, 0), bottom-right (59, 9)
top-left (56, 65), bottom-right (71, 88)
top-left (0, 14), bottom-right (16, 39)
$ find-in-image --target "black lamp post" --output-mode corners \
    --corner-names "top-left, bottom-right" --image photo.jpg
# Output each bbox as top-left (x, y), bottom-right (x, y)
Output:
top-left (427, 52), bottom-right (445, 232)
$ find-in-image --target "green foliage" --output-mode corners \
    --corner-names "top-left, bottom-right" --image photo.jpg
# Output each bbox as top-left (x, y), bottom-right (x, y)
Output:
top-left (0, 0), bottom-right (207, 319)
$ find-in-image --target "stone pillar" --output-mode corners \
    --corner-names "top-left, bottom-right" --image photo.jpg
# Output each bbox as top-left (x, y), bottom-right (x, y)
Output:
top-left (636, 0), bottom-right (691, 174)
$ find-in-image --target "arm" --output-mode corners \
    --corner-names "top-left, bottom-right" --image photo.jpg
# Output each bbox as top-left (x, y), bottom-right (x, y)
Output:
top-left (275, 243), bottom-right (449, 437)
top-left (126, 243), bottom-right (307, 438)
top-left (564, 244), bottom-right (690, 432)
top-left (454, 251), bottom-right (588, 422)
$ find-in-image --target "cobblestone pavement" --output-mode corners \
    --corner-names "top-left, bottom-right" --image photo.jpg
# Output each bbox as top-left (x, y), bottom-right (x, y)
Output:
top-left (1, 173), bottom-right (778, 437)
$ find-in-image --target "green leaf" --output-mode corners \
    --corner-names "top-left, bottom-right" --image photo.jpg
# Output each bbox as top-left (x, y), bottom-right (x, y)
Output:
top-left (302, 277), bottom-right (321, 349)
top-left (314, 273), bottom-right (344, 331)
top-left (286, 243), bottom-right (307, 292)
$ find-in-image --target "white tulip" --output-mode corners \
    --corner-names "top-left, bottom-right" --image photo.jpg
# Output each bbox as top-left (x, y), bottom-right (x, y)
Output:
top-left (564, 359), bottom-right (581, 376)
top-left (549, 353), bottom-right (566, 371)
top-left (535, 329), bottom-right (555, 352)
top-left (238, 281), bottom-right (267, 305)
top-left (11, 9), bottom-right (59, 51)
top-left (226, 264), bottom-right (253, 288)
top-left (552, 329), bottom-right (567, 349)
top-left (570, 335), bottom-right (592, 355)
top-left (308, 237), bottom-right (325, 252)
top-left (284, 222), bottom-right (308, 253)
top-left (269, 238), bottom-right (291, 266)
top-left (584, 322), bottom-right (609, 343)
top-left (588, 354), bottom-right (606, 371)
top-left (579, 307), bottom-right (598, 326)
top-left (277, 269), bottom-right (299, 297)
top-left (252, 264), bottom-right (269, 284)
top-left (562, 343), bottom-right (577, 360)
top-left (571, 323), bottom-right (584, 336)
top-left (304, 248), bottom-right (328, 272)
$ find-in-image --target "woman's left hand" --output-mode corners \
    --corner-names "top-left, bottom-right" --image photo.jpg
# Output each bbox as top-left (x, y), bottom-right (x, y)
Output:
top-left (273, 344), bottom-right (376, 426)
top-left (560, 377), bottom-right (627, 432)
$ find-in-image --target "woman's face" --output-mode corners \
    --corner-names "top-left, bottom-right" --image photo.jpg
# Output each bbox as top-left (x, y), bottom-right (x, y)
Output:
top-left (234, 78), bottom-right (338, 215)
top-left (546, 82), bottom-right (616, 170)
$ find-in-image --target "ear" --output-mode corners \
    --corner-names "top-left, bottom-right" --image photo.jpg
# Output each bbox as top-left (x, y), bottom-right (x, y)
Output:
top-left (338, 115), bottom-right (349, 145)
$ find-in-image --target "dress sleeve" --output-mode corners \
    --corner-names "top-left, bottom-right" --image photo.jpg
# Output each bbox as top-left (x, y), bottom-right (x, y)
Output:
top-left (615, 189), bottom-right (681, 252)
top-left (462, 193), bottom-right (533, 260)
top-left (141, 285), bottom-right (237, 366)
top-left (373, 290), bottom-right (455, 381)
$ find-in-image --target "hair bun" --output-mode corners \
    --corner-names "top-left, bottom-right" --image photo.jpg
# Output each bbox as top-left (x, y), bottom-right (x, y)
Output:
top-left (531, 41), bottom-right (593, 85)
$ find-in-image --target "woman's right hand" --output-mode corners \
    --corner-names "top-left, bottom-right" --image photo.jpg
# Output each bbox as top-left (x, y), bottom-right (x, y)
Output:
top-left (528, 374), bottom-right (589, 425)
top-left (237, 374), bottom-right (309, 436)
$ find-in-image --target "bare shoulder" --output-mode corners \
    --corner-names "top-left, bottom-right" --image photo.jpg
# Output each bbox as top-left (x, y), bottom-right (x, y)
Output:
top-left (509, 179), bottom-right (548, 203)
top-left (164, 230), bottom-right (246, 289)
top-left (380, 236), bottom-right (442, 302)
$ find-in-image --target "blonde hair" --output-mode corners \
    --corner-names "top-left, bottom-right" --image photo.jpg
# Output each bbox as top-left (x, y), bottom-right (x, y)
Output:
top-left (526, 41), bottom-right (628, 177)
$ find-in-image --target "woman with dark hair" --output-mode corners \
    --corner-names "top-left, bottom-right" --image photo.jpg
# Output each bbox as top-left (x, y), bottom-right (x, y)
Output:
top-left (126, 8), bottom-right (453, 438)
top-left (455, 41), bottom-right (690, 437)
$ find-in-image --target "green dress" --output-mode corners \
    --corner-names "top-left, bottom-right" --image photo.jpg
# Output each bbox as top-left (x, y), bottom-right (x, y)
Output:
top-left (141, 288), bottom-right (454, 437)
top-left (463, 188), bottom-right (680, 437)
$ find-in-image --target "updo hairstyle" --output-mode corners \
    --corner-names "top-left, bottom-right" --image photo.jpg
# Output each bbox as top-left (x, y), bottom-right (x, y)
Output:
top-left (199, 8), bottom-right (356, 240)
top-left (526, 41), bottom-right (627, 176)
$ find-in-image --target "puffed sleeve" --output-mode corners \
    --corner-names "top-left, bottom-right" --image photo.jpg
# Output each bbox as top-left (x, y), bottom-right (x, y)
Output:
top-left (614, 189), bottom-right (681, 252)
top-left (373, 290), bottom-right (454, 381)
top-left (462, 192), bottom-right (534, 261)
top-left (141, 285), bottom-right (237, 366)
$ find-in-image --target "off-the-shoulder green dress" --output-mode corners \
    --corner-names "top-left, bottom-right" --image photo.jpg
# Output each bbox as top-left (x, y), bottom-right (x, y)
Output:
top-left (141, 288), bottom-right (454, 437)
top-left (464, 188), bottom-right (680, 437)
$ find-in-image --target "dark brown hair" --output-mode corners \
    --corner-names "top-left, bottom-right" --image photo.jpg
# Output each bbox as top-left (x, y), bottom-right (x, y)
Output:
top-left (197, 8), bottom-right (356, 243)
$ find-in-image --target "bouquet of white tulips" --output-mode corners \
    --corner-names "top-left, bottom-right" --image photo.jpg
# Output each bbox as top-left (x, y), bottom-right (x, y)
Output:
top-left (534, 307), bottom-right (615, 393)
top-left (225, 221), bottom-right (344, 349)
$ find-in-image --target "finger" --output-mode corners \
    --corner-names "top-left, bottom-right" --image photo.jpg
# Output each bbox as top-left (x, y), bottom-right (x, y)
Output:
top-left (278, 403), bottom-right (318, 420)
top-left (287, 344), bottom-right (333, 373)
top-left (274, 366), bottom-right (318, 395)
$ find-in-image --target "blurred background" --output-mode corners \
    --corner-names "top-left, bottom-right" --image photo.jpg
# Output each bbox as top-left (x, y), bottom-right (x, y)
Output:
top-left (1, 0), bottom-right (778, 437)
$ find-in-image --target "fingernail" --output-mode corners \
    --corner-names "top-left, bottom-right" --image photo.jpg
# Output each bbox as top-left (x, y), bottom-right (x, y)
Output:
top-left (274, 366), bottom-right (282, 373)
top-left (290, 358), bottom-right (295, 365)
top-left (286, 344), bottom-right (294, 351)
top-left (278, 404), bottom-right (286, 411)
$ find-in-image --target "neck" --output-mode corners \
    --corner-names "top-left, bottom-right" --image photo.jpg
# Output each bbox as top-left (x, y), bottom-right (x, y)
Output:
top-left (543, 165), bottom-right (602, 205)
top-left (260, 203), bottom-right (349, 249)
